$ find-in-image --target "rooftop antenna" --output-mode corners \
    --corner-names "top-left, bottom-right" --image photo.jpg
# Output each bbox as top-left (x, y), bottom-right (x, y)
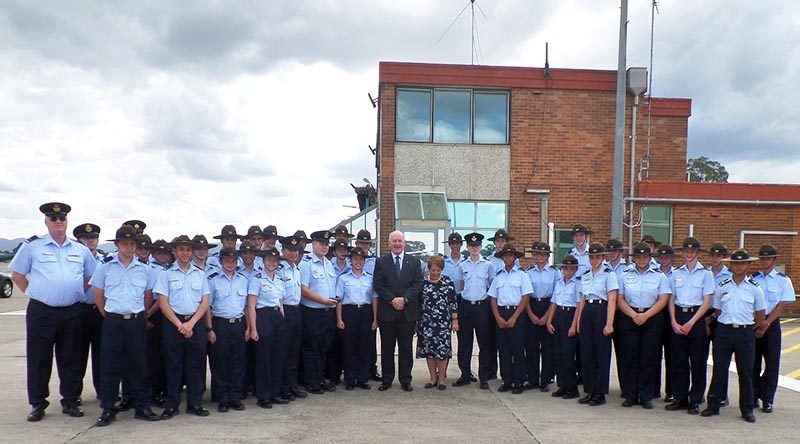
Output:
top-left (436, 0), bottom-right (488, 65)
top-left (544, 42), bottom-right (550, 77)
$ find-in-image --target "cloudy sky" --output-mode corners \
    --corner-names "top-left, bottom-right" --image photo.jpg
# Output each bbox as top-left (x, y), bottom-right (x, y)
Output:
top-left (1, 0), bottom-right (797, 239)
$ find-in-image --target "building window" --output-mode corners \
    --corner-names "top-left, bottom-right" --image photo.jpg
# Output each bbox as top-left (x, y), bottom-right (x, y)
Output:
top-left (395, 192), bottom-right (449, 221)
top-left (396, 87), bottom-right (508, 144)
top-left (642, 205), bottom-right (673, 245)
top-left (553, 229), bottom-right (576, 265)
top-left (447, 200), bottom-right (508, 256)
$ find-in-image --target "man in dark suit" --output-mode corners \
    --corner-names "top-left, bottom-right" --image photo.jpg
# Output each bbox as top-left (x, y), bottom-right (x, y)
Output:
top-left (372, 230), bottom-right (423, 392)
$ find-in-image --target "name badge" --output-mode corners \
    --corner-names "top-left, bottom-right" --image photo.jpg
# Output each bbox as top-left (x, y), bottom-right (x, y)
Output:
top-left (625, 276), bottom-right (637, 284)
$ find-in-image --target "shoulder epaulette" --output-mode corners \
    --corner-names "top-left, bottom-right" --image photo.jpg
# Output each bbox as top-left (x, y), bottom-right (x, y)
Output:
top-left (495, 268), bottom-right (503, 276)
top-left (102, 255), bottom-right (114, 263)
top-left (575, 275), bottom-right (581, 280)
top-left (747, 276), bottom-right (759, 286)
top-left (137, 257), bottom-right (148, 264)
top-left (235, 270), bottom-right (248, 278)
top-left (582, 269), bottom-right (591, 275)
top-left (751, 271), bottom-right (762, 278)
top-left (365, 270), bottom-right (373, 276)
top-left (207, 271), bottom-right (219, 279)
top-left (26, 235), bottom-right (39, 243)
top-left (603, 267), bottom-right (612, 273)
top-left (277, 263), bottom-right (284, 271)
top-left (254, 272), bottom-right (263, 279)
top-left (778, 272), bottom-right (787, 278)
top-left (718, 278), bottom-right (732, 286)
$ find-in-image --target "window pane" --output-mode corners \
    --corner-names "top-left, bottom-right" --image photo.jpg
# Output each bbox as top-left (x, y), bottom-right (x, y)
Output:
top-left (421, 193), bottom-right (448, 220)
top-left (433, 90), bottom-right (470, 143)
top-left (643, 205), bottom-right (670, 224)
top-left (476, 202), bottom-right (506, 228)
top-left (396, 90), bottom-right (431, 142)
top-left (396, 193), bottom-right (422, 219)
top-left (404, 232), bottom-right (434, 258)
top-left (452, 202), bottom-right (475, 228)
top-left (474, 92), bottom-right (508, 144)
top-left (642, 205), bottom-right (672, 244)
top-left (554, 229), bottom-right (574, 265)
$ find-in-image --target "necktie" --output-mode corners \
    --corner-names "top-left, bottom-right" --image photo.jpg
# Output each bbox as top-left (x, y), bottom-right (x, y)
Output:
top-left (395, 255), bottom-right (401, 279)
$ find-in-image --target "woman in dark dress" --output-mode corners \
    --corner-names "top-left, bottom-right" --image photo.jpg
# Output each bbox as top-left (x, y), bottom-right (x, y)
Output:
top-left (416, 256), bottom-right (459, 390)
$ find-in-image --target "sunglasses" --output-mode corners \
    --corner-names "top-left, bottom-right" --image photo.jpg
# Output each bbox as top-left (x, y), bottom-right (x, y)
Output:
top-left (48, 215), bottom-right (66, 222)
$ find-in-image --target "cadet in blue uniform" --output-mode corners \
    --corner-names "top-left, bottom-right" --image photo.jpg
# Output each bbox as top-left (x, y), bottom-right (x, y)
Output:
top-left (442, 232), bottom-right (465, 296)
top-left (248, 247), bottom-right (289, 408)
top-left (569, 224), bottom-right (593, 275)
top-left (326, 237), bottom-right (352, 386)
top-left (604, 238), bottom-right (629, 278)
top-left (486, 229), bottom-right (517, 380)
top-left (546, 255), bottom-right (580, 399)
top-left (145, 239), bottom-right (171, 406)
top-left (238, 240), bottom-right (262, 280)
top-left (616, 242), bottom-right (671, 409)
top-left (238, 239), bottom-right (262, 399)
top-left (335, 246), bottom-right (377, 390)
top-left (92, 225), bottom-right (161, 426)
top-left (154, 235), bottom-right (211, 419)
top-left (525, 242), bottom-right (557, 392)
top-left (278, 235), bottom-right (308, 400)
top-left (488, 244), bottom-right (531, 394)
top-left (701, 249), bottom-right (766, 423)
top-left (452, 233), bottom-right (494, 389)
top-left (208, 225), bottom-right (242, 269)
top-left (667, 237), bottom-right (714, 414)
top-left (299, 230), bottom-right (338, 394)
top-left (704, 242), bottom-right (731, 407)
top-left (576, 242), bottom-right (618, 406)
top-left (11, 202), bottom-right (97, 421)
top-left (263, 225), bottom-right (280, 251)
top-left (641, 235), bottom-right (662, 269)
top-left (654, 243), bottom-right (676, 402)
top-left (73, 222), bottom-right (104, 403)
top-left (752, 244), bottom-right (796, 413)
top-left (191, 234), bottom-right (218, 273)
top-left (354, 229), bottom-right (381, 382)
top-left (244, 226), bottom-right (265, 269)
top-left (205, 247), bottom-right (249, 413)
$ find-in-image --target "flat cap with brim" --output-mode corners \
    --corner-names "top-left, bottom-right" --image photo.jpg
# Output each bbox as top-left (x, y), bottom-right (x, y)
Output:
top-left (562, 254), bottom-right (579, 267)
top-left (443, 232), bottom-right (463, 244)
top-left (640, 234), bottom-right (662, 246)
top-left (171, 235), bottom-right (194, 247)
top-left (310, 230), bottom-right (332, 243)
top-left (494, 244), bottom-right (524, 258)
top-left (464, 232), bottom-right (484, 246)
top-left (572, 224), bottom-right (593, 234)
top-left (708, 242), bottom-right (729, 256)
top-left (218, 247), bottom-right (238, 258)
top-left (40, 202), bottom-right (71, 215)
top-left (151, 239), bottom-right (171, 252)
top-left (213, 225), bottom-right (242, 240)
top-left (655, 244), bottom-right (675, 256)
top-left (677, 236), bottom-right (704, 252)
top-left (531, 242), bottom-right (552, 253)
top-left (723, 249), bottom-right (758, 262)
top-left (355, 229), bottom-right (376, 243)
top-left (107, 225), bottom-right (139, 242)
top-left (279, 235), bottom-right (305, 251)
top-left (587, 242), bottom-right (606, 255)
top-left (192, 234), bottom-right (218, 249)
top-left (758, 244), bottom-right (779, 258)
top-left (123, 220), bottom-right (146, 234)
top-left (74, 223), bottom-right (100, 238)
top-left (349, 246), bottom-right (368, 259)
top-left (488, 229), bottom-right (514, 242)
top-left (630, 242), bottom-right (652, 255)
top-left (605, 238), bottom-right (626, 251)
top-left (259, 247), bottom-right (281, 259)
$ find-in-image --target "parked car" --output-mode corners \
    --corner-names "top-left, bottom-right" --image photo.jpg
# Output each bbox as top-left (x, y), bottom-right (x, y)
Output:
top-left (0, 272), bottom-right (13, 298)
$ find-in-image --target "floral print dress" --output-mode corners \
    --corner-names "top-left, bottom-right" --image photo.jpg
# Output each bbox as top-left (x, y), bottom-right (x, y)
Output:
top-left (416, 275), bottom-right (457, 360)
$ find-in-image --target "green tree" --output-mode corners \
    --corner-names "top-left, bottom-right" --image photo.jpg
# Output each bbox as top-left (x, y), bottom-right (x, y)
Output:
top-left (687, 156), bottom-right (729, 183)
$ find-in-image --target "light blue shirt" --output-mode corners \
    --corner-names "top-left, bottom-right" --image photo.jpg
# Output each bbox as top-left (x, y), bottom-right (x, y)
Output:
top-left (363, 256), bottom-right (376, 275)
top-left (488, 265), bottom-right (533, 306)
top-left (713, 277), bottom-right (767, 325)
top-left (280, 260), bottom-right (302, 306)
top-left (249, 270), bottom-right (285, 309)
top-left (332, 257), bottom-right (352, 277)
top-left (526, 264), bottom-right (558, 299)
top-left (580, 267), bottom-right (619, 302)
top-left (148, 260), bottom-right (169, 300)
top-left (299, 254), bottom-right (337, 308)
top-left (208, 269), bottom-right (249, 318)
top-left (552, 272), bottom-right (580, 307)
top-left (154, 263), bottom-right (210, 315)
top-left (90, 256), bottom-right (154, 314)
top-left (239, 263), bottom-right (264, 282)
top-left (458, 256), bottom-right (493, 301)
top-left (487, 255), bottom-right (520, 275)
top-left (671, 261), bottom-right (715, 307)
top-left (335, 270), bottom-right (376, 305)
top-left (618, 268), bottom-right (671, 309)
top-left (605, 259), bottom-right (629, 279)
top-left (10, 234), bottom-right (97, 307)
top-left (710, 265), bottom-right (732, 286)
top-left (569, 246), bottom-right (591, 275)
top-left (443, 254), bottom-right (465, 295)
top-left (207, 253), bottom-right (243, 270)
top-left (752, 269), bottom-right (796, 315)
top-left (80, 252), bottom-right (104, 304)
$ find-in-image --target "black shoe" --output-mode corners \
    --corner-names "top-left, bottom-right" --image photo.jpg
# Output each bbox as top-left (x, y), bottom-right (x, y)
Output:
top-left (512, 385), bottom-right (524, 395)
top-left (687, 404), bottom-right (700, 415)
top-left (62, 405), bottom-right (84, 418)
top-left (762, 402), bottom-right (773, 413)
top-left (256, 399), bottom-right (273, 409)
top-left (117, 399), bottom-right (133, 412)
top-left (741, 411), bottom-right (756, 423)
top-left (700, 407), bottom-right (719, 417)
top-left (588, 395), bottom-right (606, 406)
top-left (378, 382), bottom-right (392, 391)
top-left (370, 370), bottom-right (382, 382)
top-left (356, 382), bottom-right (371, 390)
top-left (665, 400), bottom-right (689, 411)
top-left (27, 403), bottom-right (47, 422)
top-left (270, 397), bottom-right (290, 405)
top-left (290, 388), bottom-right (308, 399)
top-left (470, 376), bottom-right (478, 382)
top-left (622, 399), bottom-right (637, 408)
top-left (578, 394), bottom-right (592, 404)
top-left (562, 390), bottom-right (579, 400)
top-left (186, 405), bottom-right (209, 417)
top-left (540, 384), bottom-right (549, 393)
top-left (437, 384), bottom-right (447, 391)
top-left (641, 400), bottom-right (654, 410)
top-left (663, 395), bottom-right (675, 403)
top-left (522, 382), bottom-right (539, 391)
top-left (424, 382), bottom-right (437, 389)
top-left (229, 400), bottom-right (246, 411)
top-left (345, 382), bottom-right (356, 391)
top-left (551, 389), bottom-right (564, 398)
top-left (134, 408), bottom-right (160, 421)
top-left (452, 377), bottom-right (471, 387)
top-left (720, 398), bottom-right (729, 407)
top-left (217, 402), bottom-right (229, 413)
top-left (321, 381), bottom-right (337, 392)
top-left (96, 409), bottom-right (117, 427)
top-left (497, 383), bottom-right (513, 393)
top-left (479, 382), bottom-right (490, 390)
top-left (306, 386), bottom-right (324, 395)
top-left (160, 407), bottom-right (179, 420)
top-left (401, 383), bottom-right (413, 392)
top-left (279, 393), bottom-right (295, 402)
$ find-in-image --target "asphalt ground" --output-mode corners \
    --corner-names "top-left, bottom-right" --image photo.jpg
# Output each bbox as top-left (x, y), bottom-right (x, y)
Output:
top-left (1, 283), bottom-right (799, 444)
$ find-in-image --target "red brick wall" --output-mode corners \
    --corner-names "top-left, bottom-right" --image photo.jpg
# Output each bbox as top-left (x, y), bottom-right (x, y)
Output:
top-left (378, 83), bottom-right (396, 254)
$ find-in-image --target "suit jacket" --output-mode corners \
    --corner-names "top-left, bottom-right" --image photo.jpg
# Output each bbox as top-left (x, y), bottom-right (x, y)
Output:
top-left (373, 252), bottom-right (423, 322)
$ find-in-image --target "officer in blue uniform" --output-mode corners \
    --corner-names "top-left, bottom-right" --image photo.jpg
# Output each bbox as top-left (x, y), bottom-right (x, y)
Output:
top-left (326, 237), bottom-right (352, 386)
top-left (752, 244), bottom-right (796, 413)
top-left (354, 229), bottom-right (381, 382)
top-left (525, 241), bottom-right (557, 392)
top-left (205, 247), bottom-right (249, 413)
top-left (569, 224), bottom-right (593, 275)
top-left (263, 225), bottom-right (280, 251)
top-left (604, 238), bottom-right (628, 278)
top-left (335, 246), bottom-right (377, 390)
top-left (238, 240), bottom-right (262, 280)
top-left (154, 235), bottom-right (211, 419)
top-left (299, 230), bottom-right (338, 394)
top-left (209, 225), bottom-right (242, 269)
top-left (237, 239), bottom-right (262, 399)
top-left (278, 234), bottom-right (309, 400)
top-left (91, 225), bottom-right (161, 426)
top-left (641, 235), bottom-right (662, 269)
top-left (73, 222), bottom-right (104, 403)
top-left (704, 242), bottom-right (732, 407)
top-left (245, 225), bottom-right (265, 249)
top-left (488, 244), bottom-right (532, 395)
top-left (442, 232), bottom-right (465, 295)
top-left (486, 229), bottom-right (517, 380)
top-left (191, 234), bottom-right (218, 273)
top-left (11, 202), bottom-right (97, 421)
top-left (576, 242), bottom-right (618, 407)
top-left (654, 243), bottom-right (676, 402)
top-left (145, 239), bottom-right (171, 406)
top-left (701, 249), bottom-right (766, 423)
top-left (452, 233), bottom-right (494, 389)
top-left (248, 247), bottom-right (289, 408)
top-left (546, 255), bottom-right (581, 399)
top-left (616, 242), bottom-right (671, 409)
top-left (667, 237), bottom-right (714, 414)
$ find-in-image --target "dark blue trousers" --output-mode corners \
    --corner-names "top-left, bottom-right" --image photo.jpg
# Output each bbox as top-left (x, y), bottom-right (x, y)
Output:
top-left (147, 310), bottom-right (166, 399)
top-left (754, 320), bottom-right (781, 404)
top-left (281, 305), bottom-right (302, 393)
top-left (342, 304), bottom-right (372, 384)
top-left (99, 313), bottom-right (151, 410)
top-left (456, 299), bottom-right (493, 382)
top-left (617, 310), bottom-right (663, 402)
top-left (708, 323), bottom-right (755, 413)
top-left (579, 301), bottom-right (612, 395)
top-left (496, 306), bottom-right (527, 386)
top-left (210, 316), bottom-right (246, 403)
top-left (655, 309), bottom-right (673, 398)
top-left (162, 315), bottom-right (207, 409)
top-left (77, 303), bottom-right (103, 400)
top-left (301, 306), bottom-right (335, 388)
top-left (553, 306), bottom-right (578, 391)
top-left (526, 298), bottom-right (554, 386)
top-left (670, 307), bottom-right (709, 404)
top-left (255, 307), bottom-right (287, 400)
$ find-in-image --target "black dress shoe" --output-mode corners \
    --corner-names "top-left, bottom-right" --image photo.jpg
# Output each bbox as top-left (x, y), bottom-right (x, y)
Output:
top-left (160, 407), bottom-right (179, 420)
top-left (522, 382), bottom-right (539, 391)
top-left (370, 370), bottom-right (382, 382)
top-left (588, 395), bottom-right (606, 406)
top-left (665, 400), bottom-right (689, 411)
top-left (641, 400), bottom-right (654, 410)
top-left (762, 402), bottom-right (773, 413)
top-left (424, 382), bottom-right (437, 389)
top-left (741, 411), bottom-right (756, 423)
top-left (96, 410), bottom-right (117, 427)
top-left (578, 394), bottom-right (592, 404)
top-left (452, 377), bottom-right (471, 387)
top-left (719, 398), bottom-right (729, 407)
top-left (540, 384), bottom-right (549, 393)
top-left (186, 405), bottom-right (210, 417)
top-left (437, 384), bottom-right (446, 391)
top-left (217, 402), bottom-right (229, 413)
top-left (256, 399), bottom-right (273, 409)
top-left (270, 397), bottom-right (290, 405)
top-left (321, 381), bottom-right (337, 392)
top-left (511, 385), bottom-right (524, 395)
top-left (622, 399), bottom-right (637, 408)
top-left (345, 382), bottom-right (356, 391)
top-left (291, 388), bottom-right (308, 398)
top-left (479, 382), bottom-right (490, 390)
top-left (401, 383), bottom-right (413, 392)
top-left (229, 400), bottom-right (246, 411)
top-left (117, 399), bottom-right (133, 412)
top-left (134, 408), bottom-right (161, 421)
top-left (687, 404), bottom-right (700, 415)
top-left (551, 389), bottom-right (564, 398)
top-left (356, 382), bottom-right (371, 390)
top-left (377, 382), bottom-right (392, 391)
top-left (27, 404), bottom-right (47, 422)
top-left (470, 376), bottom-right (478, 382)
top-left (562, 390), bottom-right (579, 400)
top-left (306, 386), bottom-right (324, 395)
top-left (279, 393), bottom-right (295, 402)
top-left (62, 405), bottom-right (84, 418)
top-left (497, 383), bottom-right (512, 393)
top-left (700, 407), bottom-right (719, 417)
top-left (663, 395), bottom-right (675, 403)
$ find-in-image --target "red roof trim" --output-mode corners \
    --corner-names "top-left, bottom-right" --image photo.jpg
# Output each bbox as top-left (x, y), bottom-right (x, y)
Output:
top-left (637, 181), bottom-right (800, 201)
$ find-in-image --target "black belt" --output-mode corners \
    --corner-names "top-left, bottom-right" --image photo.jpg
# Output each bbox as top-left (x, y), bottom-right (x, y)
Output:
top-left (531, 297), bottom-right (551, 302)
top-left (677, 305), bottom-right (699, 313)
top-left (213, 316), bottom-right (243, 323)
top-left (558, 305), bottom-right (575, 312)
top-left (175, 314), bottom-right (194, 321)
top-left (724, 323), bottom-right (753, 329)
top-left (632, 306), bottom-right (651, 313)
top-left (283, 304), bottom-right (300, 309)
top-left (257, 306), bottom-right (281, 312)
top-left (106, 312), bottom-right (143, 320)
top-left (81, 303), bottom-right (98, 310)
top-left (463, 299), bottom-right (486, 305)
top-left (301, 305), bottom-right (334, 312)
top-left (586, 299), bottom-right (607, 304)
top-left (499, 305), bottom-right (518, 310)
top-left (344, 303), bottom-right (370, 308)
top-left (30, 300), bottom-right (80, 310)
